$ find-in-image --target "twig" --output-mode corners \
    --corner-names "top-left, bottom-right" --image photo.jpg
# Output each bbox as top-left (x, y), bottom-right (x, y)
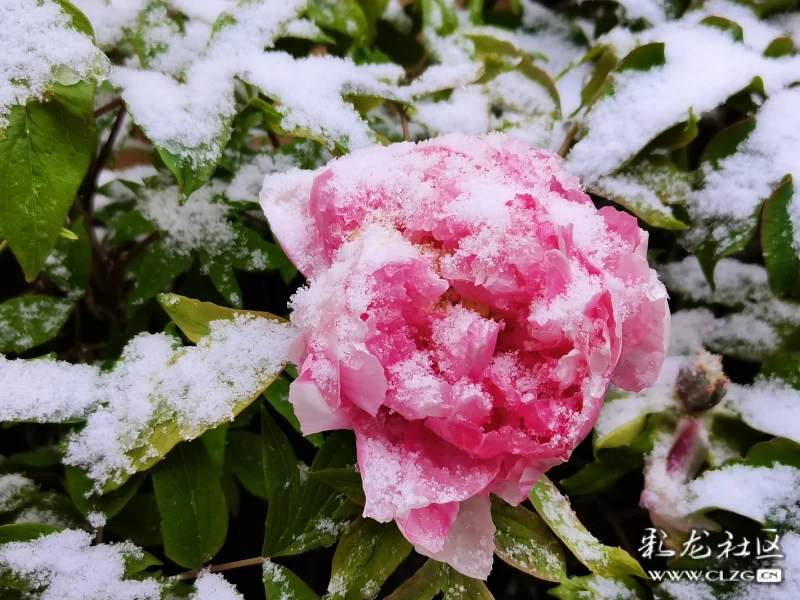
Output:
top-left (115, 231), bottom-right (159, 273)
top-left (557, 125), bottom-right (577, 158)
top-left (398, 104), bottom-right (410, 142)
top-left (94, 97), bottom-right (124, 118)
top-left (176, 557), bottom-right (265, 581)
top-left (85, 105), bottom-right (127, 215)
top-left (94, 526), bottom-right (103, 545)
top-left (71, 200), bottom-right (109, 267)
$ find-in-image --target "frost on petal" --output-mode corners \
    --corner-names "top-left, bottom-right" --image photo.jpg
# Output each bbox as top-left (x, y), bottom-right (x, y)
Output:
top-left (355, 414), bottom-right (501, 524)
top-left (414, 494), bottom-right (496, 580)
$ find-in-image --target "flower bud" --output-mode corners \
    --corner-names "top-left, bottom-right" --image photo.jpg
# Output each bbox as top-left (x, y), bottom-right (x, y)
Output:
top-left (675, 350), bottom-right (728, 413)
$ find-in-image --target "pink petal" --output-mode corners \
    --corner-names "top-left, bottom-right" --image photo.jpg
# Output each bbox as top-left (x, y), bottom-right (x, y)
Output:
top-left (289, 371), bottom-right (352, 435)
top-left (414, 494), bottom-right (496, 580)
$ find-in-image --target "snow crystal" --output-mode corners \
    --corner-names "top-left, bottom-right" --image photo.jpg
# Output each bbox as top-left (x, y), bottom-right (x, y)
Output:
top-left (687, 464), bottom-right (800, 528)
top-left (0, 356), bottom-right (102, 422)
top-left (382, 0), bottom-right (412, 33)
top-left (190, 572), bottom-right (244, 600)
top-left (170, 0), bottom-right (237, 24)
top-left (12, 507), bottom-right (73, 529)
top-left (97, 165), bottom-right (160, 188)
top-left (0, 529), bottom-right (162, 600)
top-left (65, 315), bottom-right (296, 489)
top-left (0, 0), bottom-right (109, 127)
top-left (567, 22), bottom-right (800, 183)
top-left (534, 482), bottom-right (605, 564)
top-left (139, 183), bottom-right (235, 256)
top-left (0, 474), bottom-right (36, 512)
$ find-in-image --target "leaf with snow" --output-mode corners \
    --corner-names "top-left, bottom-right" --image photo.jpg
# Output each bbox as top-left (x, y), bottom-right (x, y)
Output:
top-left (762, 175), bottom-right (800, 300)
top-left (64, 304), bottom-right (295, 493)
top-left (590, 156), bottom-right (690, 230)
top-left (261, 411), bottom-right (356, 558)
top-left (384, 559), bottom-right (494, 600)
top-left (307, 0), bottom-right (369, 40)
top-left (0, 529), bottom-right (163, 600)
top-left (264, 560), bottom-right (321, 600)
top-left (549, 574), bottom-right (647, 600)
top-left (43, 219), bottom-right (92, 300)
top-left (328, 518), bottom-right (413, 600)
top-left (0, 296), bottom-right (73, 355)
top-left (529, 476), bottom-right (647, 578)
top-left (565, 23), bottom-right (800, 185)
top-left (264, 376), bottom-right (325, 448)
top-left (687, 438), bottom-right (800, 531)
top-left (491, 497), bottom-right (566, 582)
top-left (0, 475), bottom-right (38, 516)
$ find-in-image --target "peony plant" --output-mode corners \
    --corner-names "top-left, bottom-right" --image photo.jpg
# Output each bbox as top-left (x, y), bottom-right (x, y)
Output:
top-left (1, 0), bottom-right (800, 599)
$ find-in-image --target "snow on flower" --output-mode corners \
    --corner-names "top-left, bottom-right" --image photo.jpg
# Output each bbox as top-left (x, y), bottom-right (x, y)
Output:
top-left (260, 133), bottom-right (670, 579)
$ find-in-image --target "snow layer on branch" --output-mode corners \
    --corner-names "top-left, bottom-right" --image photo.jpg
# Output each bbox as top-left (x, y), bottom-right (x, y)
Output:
top-left (689, 89), bottom-right (800, 236)
top-left (65, 315), bottom-right (295, 488)
top-left (0, 356), bottom-right (102, 423)
top-left (566, 22), bottom-right (800, 183)
top-left (190, 572), bottom-right (244, 600)
top-left (0, 0), bottom-right (110, 127)
top-left (0, 529), bottom-right (163, 600)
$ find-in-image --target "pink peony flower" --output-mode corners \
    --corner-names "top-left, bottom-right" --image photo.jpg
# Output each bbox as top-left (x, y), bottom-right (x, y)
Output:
top-left (261, 133), bottom-right (669, 578)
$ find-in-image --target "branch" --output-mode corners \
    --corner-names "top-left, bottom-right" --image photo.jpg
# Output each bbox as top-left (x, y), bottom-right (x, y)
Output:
top-left (557, 125), bottom-right (577, 158)
top-left (397, 103), bottom-right (410, 142)
top-left (176, 557), bottom-right (265, 581)
top-left (85, 105), bottom-right (128, 215)
top-left (94, 97), bottom-right (124, 118)
top-left (115, 231), bottom-right (159, 273)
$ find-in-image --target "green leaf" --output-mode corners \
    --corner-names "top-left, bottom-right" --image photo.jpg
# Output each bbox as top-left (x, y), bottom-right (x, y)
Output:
top-left (157, 143), bottom-right (229, 203)
top-left (199, 250), bottom-right (243, 308)
top-left (764, 36), bottom-right (794, 58)
top-left (43, 218), bottom-right (92, 299)
top-left (152, 439), bottom-right (229, 569)
top-left (529, 477), bottom-right (647, 579)
top-left (8, 492), bottom-right (84, 529)
top-left (560, 451), bottom-right (642, 496)
top-left (227, 430), bottom-right (268, 499)
top-left (261, 407), bottom-right (302, 556)
top-left (201, 423), bottom-right (229, 467)
top-left (549, 574), bottom-right (647, 600)
top-left (65, 467), bottom-right (146, 520)
top-left (385, 561), bottom-right (494, 600)
top-left (617, 43), bottom-right (666, 72)
top-left (275, 431), bottom-right (359, 557)
top-left (0, 82), bottom-right (95, 281)
top-left (264, 561), bottom-right (321, 600)
top-left (578, 47), bottom-right (617, 113)
top-left (647, 108), bottom-right (698, 151)
top-left (107, 493), bottom-right (164, 547)
top-left (761, 176), bottom-right (800, 300)
top-left (128, 241), bottom-right (190, 315)
top-left (699, 16), bottom-right (744, 42)
top-left (123, 549), bottom-right (163, 576)
top-left (264, 376), bottom-right (325, 447)
top-left (0, 296), bottom-right (73, 354)
top-left (591, 156), bottom-right (690, 231)
top-left (693, 118), bottom-right (760, 286)
top-left (158, 293), bottom-right (288, 344)
top-left (357, 0), bottom-right (390, 39)
top-left (308, 467), bottom-right (366, 506)
top-left (308, 0), bottom-right (369, 40)
top-left (3, 447), bottom-right (62, 469)
top-left (328, 518), bottom-right (413, 600)
top-left (491, 497), bottom-right (567, 582)
top-left (0, 524), bottom-right (61, 544)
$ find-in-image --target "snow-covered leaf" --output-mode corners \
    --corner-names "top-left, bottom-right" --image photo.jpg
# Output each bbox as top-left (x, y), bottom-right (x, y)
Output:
top-left (264, 561), bottom-right (321, 600)
top-left (491, 497), bottom-right (566, 582)
top-left (529, 477), bottom-right (647, 578)
top-left (549, 574), bottom-right (647, 600)
top-left (328, 518), bottom-right (413, 600)
top-left (384, 559), bottom-right (494, 600)
top-left (0, 296), bottom-right (73, 354)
